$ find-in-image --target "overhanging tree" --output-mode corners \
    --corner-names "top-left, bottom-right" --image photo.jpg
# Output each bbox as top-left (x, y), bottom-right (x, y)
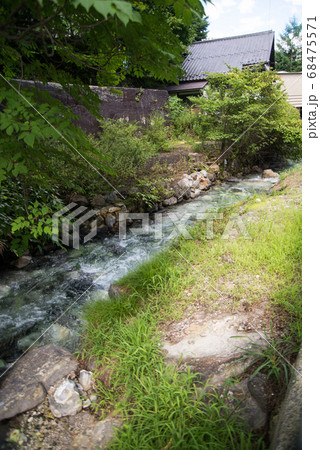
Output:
top-left (0, 0), bottom-right (208, 255)
top-left (0, 0), bottom-right (208, 183)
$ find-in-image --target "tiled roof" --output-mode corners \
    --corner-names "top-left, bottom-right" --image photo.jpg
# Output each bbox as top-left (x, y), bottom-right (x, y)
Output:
top-left (167, 80), bottom-right (208, 92)
top-left (181, 30), bottom-right (275, 81)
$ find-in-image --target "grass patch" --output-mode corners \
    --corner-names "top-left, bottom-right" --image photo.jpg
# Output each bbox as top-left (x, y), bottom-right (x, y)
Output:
top-left (81, 307), bottom-right (264, 449)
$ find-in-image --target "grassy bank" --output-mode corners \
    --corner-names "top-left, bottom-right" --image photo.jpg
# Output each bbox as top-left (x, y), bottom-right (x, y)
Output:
top-left (80, 166), bottom-right (302, 449)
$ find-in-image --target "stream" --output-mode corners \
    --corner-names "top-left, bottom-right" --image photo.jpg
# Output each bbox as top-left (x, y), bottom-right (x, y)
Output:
top-left (0, 174), bottom-right (280, 367)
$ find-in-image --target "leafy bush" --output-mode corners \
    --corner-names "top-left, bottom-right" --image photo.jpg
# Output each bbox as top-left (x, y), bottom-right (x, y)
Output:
top-left (144, 111), bottom-right (170, 151)
top-left (0, 179), bottom-right (63, 256)
top-left (190, 67), bottom-right (302, 165)
top-left (168, 96), bottom-right (198, 137)
top-left (89, 120), bottom-right (158, 186)
top-left (10, 200), bottom-right (61, 257)
top-left (168, 95), bottom-right (185, 121)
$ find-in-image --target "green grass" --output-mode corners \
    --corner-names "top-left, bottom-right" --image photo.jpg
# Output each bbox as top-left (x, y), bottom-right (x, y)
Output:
top-left (81, 306), bottom-right (264, 449)
top-left (81, 167), bottom-right (302, 448)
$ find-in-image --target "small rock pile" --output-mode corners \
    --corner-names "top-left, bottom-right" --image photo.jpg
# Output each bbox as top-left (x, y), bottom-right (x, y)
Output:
top-left (1, 345), bottom-right (120, 449)
top-left (163, 164), bottom-right (220, 206)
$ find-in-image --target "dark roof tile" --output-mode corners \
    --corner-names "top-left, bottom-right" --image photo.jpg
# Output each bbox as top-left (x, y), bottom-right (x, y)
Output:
top-left (181, 30), bottom-right (275, 81)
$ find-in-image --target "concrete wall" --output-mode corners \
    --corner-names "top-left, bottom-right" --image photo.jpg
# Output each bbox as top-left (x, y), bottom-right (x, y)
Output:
top-left (278, 72), bottom-right (302, 108)
top-left (20, 81), bottom-right (169, 134)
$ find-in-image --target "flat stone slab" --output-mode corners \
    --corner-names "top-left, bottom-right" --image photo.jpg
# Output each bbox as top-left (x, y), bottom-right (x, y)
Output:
top-left (162, 312), bottom-right (267, 386)
top-left (162, 313), bottom-right (265, 360)
top-left (0, 345), bottom-right (78, 421)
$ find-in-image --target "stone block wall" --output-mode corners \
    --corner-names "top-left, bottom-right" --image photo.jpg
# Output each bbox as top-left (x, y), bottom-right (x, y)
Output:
top-left (19, 81), bottom-right (169, 134)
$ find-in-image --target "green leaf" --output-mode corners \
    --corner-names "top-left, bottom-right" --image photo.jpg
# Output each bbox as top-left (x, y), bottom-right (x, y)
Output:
top-left (6, 125), bottom-right (14, 135)
top-left (23, 133), bottom-right (35, 147)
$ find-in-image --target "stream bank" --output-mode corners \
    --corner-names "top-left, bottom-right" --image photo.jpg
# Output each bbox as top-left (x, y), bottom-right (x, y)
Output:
top-left (0, 162), bottom-right (281, 366)
top-left (0, 166), bottom-right (301, 448)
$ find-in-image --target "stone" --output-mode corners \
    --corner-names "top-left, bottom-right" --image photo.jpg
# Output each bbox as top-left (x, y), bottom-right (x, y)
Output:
top-left (270, 350), bottom-right (302, 450)
top-left (188, 152), bottom-right (200, 162)
top-left (207, 172), bottom-right (215, 181)
top-left (262, 169), bottom-right (280, 178)
top-left (96, 214), bottom-right (105, 227)
top-left (70, 193), bottom-right (89, 206)
top-left (83, 398), bottom-right (91, 408)
top-left (183, 189), bottom-right (191, 200)
top-left (177, 178), bottom-right (193, 191)
top-left (79, 370), bottom-right (93, 391)
top-left (191, 179), bottom-right (200, 189)
top-left (104, 213), bottom-right (116, 230)
top-left (163, 197), bottom-right (178, 207)
top-left (190, 189), bottom-right (201, 199)
top-left (12, 255), bottom-right (33, 269)
top-left (108, 284), bottom-right (130, 299)
top-left (49, 379), bottom-right (82, 418)
top-left (0, 285), bottom-right (11, 298)
top-left (90, 194), bottom-right (107, 208)
top-left (114, 202), bottom-right (128, 212)
top-left (0, 345), bottom-right (78, 421)
top-left (208, 163), bottom-right (220, 173)
top-left (199, 178), bottom-right (211, 190)
top-left (226, 176), bottom-right (240, 183)
top-left (108, 206), bottom-right (122, 214)
top-left (9, 429), bottom-right (27, 445)
top-left (42, 324), bottom-right (73, 347)
top-left (68, 270), bottom-right (81, 280)
top-left (200, 169), bottom-right (208, 177)
top-left (0, 380), bottom-right (46, 422)
top-left (252, 165), bottom-right (263, 173)
top-left (106, 191), bottom-right (121, 203)
top-left (234, 380), bottom-right (267, 430)
top-left (70, 416), bottom-right (122, 449)
top-left (247, 373), bottom-right (268, 411)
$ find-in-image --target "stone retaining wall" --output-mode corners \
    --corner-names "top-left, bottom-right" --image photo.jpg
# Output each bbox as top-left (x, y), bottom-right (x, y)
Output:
top-left (19, 81), bottom-right (169, 134)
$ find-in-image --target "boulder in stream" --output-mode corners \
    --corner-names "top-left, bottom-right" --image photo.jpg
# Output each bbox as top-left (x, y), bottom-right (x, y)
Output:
top-left (12, 256), bottom-right (33, 269)
top-left (163, 196), bottom-right (178, 206)
top-left (42, 324), bottom-right (74, 348)
top-left (262, 169), bottom-right (280, 178)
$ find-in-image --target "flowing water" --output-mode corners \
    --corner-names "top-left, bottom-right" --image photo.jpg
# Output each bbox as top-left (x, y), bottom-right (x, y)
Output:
top-left (0, 174), bottom-right (279, 366)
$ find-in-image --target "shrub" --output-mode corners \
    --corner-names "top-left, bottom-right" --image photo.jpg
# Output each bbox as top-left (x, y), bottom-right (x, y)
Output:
top-left (190, 67), bottom-right (302, 165)
top-left (0, 179), bottom-right (63, 256)
top-left (89, 120), bottom-right (157, 186)
top-left (168, 96), bottom-right (198, 137)
top-left (144, 111), bottom-right (170, 151)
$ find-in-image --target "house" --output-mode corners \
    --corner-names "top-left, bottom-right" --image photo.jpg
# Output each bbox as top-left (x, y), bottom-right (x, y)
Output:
top-left (167, 30), bottom-right (275, 97)
top-left (277, 72), bottom-right (302, 116)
